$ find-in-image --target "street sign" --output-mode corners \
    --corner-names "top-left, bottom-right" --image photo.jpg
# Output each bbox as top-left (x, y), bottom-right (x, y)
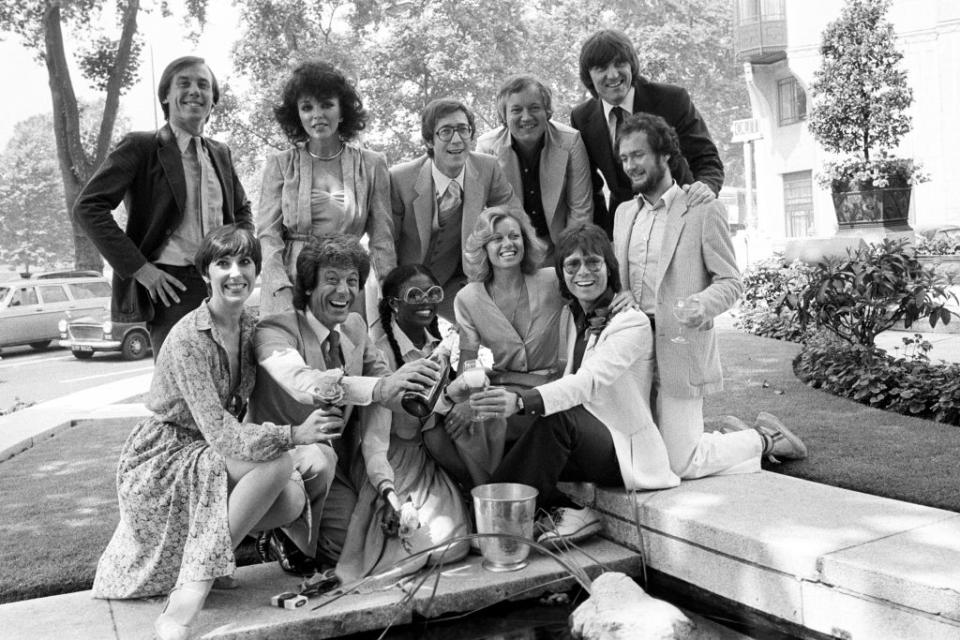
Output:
top-left (731, 118), bottom-right (762, 142)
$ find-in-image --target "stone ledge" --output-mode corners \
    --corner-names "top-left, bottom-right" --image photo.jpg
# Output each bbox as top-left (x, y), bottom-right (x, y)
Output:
top-left (559, 471), bottom-right (960, 638)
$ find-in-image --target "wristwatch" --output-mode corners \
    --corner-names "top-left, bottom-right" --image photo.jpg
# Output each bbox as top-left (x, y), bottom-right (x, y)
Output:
top-left (515, 394), bottom-right (525, 415)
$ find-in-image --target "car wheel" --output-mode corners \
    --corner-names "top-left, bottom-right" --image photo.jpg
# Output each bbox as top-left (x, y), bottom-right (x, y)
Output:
top-left (121, 331), bottom-right (150, 360)
top-left (72, 349), bottom-right (94, 360)
top-left (29, 340), bottom-right (52, 351)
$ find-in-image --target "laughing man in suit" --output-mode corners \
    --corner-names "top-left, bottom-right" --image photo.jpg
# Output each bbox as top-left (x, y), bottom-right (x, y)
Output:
top-left (476, 75), bottom-right (593, 265)
top-left (391, 98), bottom-right (518, 318)
top-left (74, 56), bottom-right (252, 356)
top-left (609, 113), bottom-right (806, 480)
top-left (570, 29), bottom-right (723, 235)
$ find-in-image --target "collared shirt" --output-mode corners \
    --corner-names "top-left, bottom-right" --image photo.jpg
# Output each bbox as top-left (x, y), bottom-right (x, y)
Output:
top-left (601, 86), bottom-right (636, 148)
top-left (628, 182), bottom-right (681, 315)
top-left (154, 123), bottom-right (224, 266)
top-left (511, 136), bottom-right (550, 241)
top-left (390, 319), bottom-right (441, 364)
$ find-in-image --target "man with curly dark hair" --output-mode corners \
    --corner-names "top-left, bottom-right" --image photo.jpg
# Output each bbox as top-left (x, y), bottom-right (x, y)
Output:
top-left (249, 234), bottom-right (438, 576)
top-left (74, 56), bottom-right (252, 356)
top-left (257, 60), bottom-right (395, 315)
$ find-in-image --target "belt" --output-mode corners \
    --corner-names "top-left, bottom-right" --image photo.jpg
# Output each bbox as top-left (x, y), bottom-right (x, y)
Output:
top-left (156, 263), bottom-right (201, 278)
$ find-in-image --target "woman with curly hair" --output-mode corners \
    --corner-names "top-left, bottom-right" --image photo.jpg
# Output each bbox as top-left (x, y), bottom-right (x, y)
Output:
top-left (257, 60), bottom-right (395, 315)
top-left (335, 263), bottom-right (469, 583)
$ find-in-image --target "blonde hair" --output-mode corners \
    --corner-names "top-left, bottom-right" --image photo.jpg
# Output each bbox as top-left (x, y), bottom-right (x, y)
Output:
top-left (463, 205), bottom-right (546, 283)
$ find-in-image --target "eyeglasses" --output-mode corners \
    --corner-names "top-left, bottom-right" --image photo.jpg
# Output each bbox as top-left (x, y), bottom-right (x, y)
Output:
top-left (395, 285), bottom-right (444, 304)
top-left (562, 257), bottom-right (605, 275)
top-left (434, 124), bottom-right (473, 142)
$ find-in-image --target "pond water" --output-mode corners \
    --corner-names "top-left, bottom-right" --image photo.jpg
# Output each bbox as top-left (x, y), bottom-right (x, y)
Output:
top-left (339, 587), bottom-right (804, 640)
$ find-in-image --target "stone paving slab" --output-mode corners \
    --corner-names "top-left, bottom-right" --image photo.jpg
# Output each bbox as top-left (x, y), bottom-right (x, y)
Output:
top-left (571, 473), bottom-right (958, 580)
top-left (0, 538), bottom-right (640, 640)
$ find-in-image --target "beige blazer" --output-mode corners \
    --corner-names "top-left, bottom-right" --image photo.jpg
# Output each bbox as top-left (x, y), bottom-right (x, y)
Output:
top-left (613, 190), bottom-right (742, 398)
top-left (476, 121), bottom-right (593, 251)
top-left (389, 152), bottom-right (518, 277)
top-left (537, 308), bottom-right (680, 491)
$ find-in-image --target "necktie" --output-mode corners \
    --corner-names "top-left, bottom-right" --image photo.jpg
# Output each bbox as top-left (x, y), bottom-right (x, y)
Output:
top-left (610, 106), bottom-right (626, 147)
top-left (193, 137), bottom-right (213, 236)
top-left (324, 330), bottom-right (343, 369)
top-left (438, 181), bottom-right (462, 218)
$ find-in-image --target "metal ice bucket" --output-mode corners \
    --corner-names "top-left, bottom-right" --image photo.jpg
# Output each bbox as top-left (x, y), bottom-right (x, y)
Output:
top-left (471, 482), bottom-right (538, 572)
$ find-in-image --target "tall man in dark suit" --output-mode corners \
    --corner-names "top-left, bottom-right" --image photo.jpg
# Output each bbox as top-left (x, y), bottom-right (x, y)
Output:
top-left (391, 98), bottom-right (518, 318)
top-left (74, 56), bottom-right (252, 356)
top-left (571, 29), bottom-right (724, 235)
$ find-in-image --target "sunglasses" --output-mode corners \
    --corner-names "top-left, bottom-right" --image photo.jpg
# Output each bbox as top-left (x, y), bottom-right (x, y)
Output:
top-left (562, 256), bottom-right (605, 275)
top-left (395, 285), bottom-right (444, 304)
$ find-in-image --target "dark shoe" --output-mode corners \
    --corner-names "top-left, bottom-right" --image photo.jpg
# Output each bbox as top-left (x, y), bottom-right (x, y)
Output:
top-left (536, 506), bottom-right (602, 550)
top-left (256, 529), bottom-right (318, 576)
top-left (754, 412), bottom-right (808, 463)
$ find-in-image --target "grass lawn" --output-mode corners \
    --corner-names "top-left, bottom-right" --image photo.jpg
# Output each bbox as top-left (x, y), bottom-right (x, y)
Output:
top-left (2, 324), bottom-right (959, 604)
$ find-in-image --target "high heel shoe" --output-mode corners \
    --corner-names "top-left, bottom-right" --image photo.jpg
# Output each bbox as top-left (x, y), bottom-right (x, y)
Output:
top-left (152, 580), bottom-right (212, 640)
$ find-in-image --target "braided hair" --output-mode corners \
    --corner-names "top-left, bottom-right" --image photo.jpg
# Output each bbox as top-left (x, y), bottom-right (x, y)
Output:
top-left (378, 264), bottom-right (442, 367)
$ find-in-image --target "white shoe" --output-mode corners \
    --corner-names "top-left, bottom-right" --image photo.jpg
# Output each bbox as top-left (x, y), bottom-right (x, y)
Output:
top-left (755, 412), bottom-right (808, 463)
top-left (536, 506), bottom-right (602, 549)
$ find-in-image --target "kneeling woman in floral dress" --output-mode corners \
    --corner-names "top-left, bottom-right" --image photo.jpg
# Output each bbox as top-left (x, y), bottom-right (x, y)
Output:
top-left (93, 225), bottom-right (336, 640)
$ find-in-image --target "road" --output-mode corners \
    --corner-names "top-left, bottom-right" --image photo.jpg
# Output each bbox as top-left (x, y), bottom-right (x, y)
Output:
top-left (0, 345), bottom-right (153, 410)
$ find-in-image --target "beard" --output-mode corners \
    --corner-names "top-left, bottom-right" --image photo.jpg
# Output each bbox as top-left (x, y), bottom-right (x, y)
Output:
top-left (628, 159), bottom-right (667, 197)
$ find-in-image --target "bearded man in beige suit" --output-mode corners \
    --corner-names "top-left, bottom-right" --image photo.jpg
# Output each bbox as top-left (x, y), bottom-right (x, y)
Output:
top-left (609, 113), bottom-right (807, 478)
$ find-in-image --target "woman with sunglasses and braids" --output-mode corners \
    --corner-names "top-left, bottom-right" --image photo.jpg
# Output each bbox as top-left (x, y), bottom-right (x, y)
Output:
top-left (335, 264), bottom-right (469, 583)
top-left (427, 204), bottom-right (565, 489)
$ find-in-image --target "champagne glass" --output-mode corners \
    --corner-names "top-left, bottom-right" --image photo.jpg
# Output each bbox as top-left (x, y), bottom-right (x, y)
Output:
top-left (461, 359), bottom-right (487, 421)
top-left (671, 296), bottom-right (702, 344)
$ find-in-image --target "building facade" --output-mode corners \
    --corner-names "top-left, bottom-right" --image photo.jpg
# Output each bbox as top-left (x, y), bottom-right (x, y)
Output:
top-left (733, 0), bottom-right (960, 249)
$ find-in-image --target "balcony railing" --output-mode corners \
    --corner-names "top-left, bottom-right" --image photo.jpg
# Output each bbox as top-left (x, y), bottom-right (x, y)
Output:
top-left (734, 0), bottom-right (787, 64)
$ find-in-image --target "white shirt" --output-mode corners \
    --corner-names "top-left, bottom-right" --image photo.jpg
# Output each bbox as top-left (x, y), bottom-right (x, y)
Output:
top-left (601, 86), bottom-right (636, 148)
top-left (627, 182), bottom-right (681, 315)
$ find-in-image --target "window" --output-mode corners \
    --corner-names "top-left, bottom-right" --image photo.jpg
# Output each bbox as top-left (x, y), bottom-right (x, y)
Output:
top-left (38, 285), bottom-right (69, 304)
top-left (739, 0), bottom-right (786, 22)
top-left (783, 171), bottom-right (814, 237)
top-left (11, 287), bottom-right (39, 307)
top-left (69, 281), bottom-right (111, 299)
top-left (778, 77), bottom-right (807, 126)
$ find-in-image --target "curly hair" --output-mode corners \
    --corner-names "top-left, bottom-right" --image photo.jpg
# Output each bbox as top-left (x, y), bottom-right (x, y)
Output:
top-left (554, 223), bottom-right (621, 300)
top-left (578, 29), bottom-right (641, 99)
top-left (194, 224), bottom-right (262, 278)
top-left (292, 234), bottom-right (370, 311)
top-left (377, 264), bottom-right (442, 367)
top-left (420, 98), bottom-right (476, 157)
top-left (273, 60), bottom-right (368, 144)
top-left (616, 112), bottom-right (682, 177)
top-left (463, 205), bottom-right (546, 283)
top-left (494, 74), bottom-right (553, 126)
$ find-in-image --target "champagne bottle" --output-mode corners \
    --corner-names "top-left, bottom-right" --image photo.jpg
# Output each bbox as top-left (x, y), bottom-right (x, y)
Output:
top-left (401, 339), bottom-right (453, 418)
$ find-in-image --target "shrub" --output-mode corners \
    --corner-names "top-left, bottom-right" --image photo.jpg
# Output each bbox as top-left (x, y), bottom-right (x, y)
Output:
top-left (735, 256), bottom-right (813, 343)
top-left (791, 238), bottom-right (956, 347)
top-left (794, 330), bottom-right (960, 426)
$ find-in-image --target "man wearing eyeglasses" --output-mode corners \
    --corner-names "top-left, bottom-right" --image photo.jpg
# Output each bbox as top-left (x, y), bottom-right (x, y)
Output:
top-left (391, 97), bottom-right (519, 318)
top-left (609, 113), bottom-right (806, 481)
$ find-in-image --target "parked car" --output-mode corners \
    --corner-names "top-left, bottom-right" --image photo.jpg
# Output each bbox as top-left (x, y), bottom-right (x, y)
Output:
top-left (58, 283), bottom-right (261, 360)
top-left (0, 274), bottom-right (111, 353)
top-left (59, 311), bottom-right (152, 360)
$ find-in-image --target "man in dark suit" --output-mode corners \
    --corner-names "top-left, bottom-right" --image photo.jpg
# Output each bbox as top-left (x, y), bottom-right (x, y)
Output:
top-left (390, 97), bottom-right (518, 318)
top-left (74, 56), bottom-right (252, 356)
top-left (570, 29), bottom-right (723, 235)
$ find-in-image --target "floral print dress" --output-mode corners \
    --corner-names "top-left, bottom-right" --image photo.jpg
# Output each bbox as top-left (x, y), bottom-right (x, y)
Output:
top-left (92, 302), bottom-right (295, 599)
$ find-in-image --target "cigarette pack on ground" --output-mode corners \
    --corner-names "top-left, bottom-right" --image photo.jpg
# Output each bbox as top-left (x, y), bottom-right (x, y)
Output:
top-left (270, 591), bottom-right (308, 609)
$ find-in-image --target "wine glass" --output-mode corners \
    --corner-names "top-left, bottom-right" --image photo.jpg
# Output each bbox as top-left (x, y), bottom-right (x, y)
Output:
top-left (461, 359), bottom-right (487, 421)
top-left (671, 296), bottom-right (702, 344)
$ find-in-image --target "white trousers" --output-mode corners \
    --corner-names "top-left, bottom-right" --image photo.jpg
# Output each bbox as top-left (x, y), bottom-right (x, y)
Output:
top-left (656, 393), bottom-right (762, 479)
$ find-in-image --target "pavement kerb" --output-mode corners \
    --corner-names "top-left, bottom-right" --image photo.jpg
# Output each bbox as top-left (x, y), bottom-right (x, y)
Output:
top-left (0, 372), bottom-right (152, 462)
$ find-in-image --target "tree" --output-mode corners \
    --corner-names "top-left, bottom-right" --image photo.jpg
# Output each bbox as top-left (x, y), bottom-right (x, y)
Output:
top-left (0, 0), bottom-right (206, 272)
top-left (0, 102), bottom-right (129, 273)
top-left (807, 0), bottom-right (920, 189)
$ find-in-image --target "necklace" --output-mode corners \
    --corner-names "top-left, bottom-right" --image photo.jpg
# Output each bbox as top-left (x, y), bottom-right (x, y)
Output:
top-left (307, 143), bottom-right (344, 161)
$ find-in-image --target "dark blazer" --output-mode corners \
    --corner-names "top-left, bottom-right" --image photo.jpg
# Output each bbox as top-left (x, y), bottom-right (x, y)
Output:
top-left (73, 124), bottom-right (252, 323)
top-left (570, 78), bottom-right (724, 234)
